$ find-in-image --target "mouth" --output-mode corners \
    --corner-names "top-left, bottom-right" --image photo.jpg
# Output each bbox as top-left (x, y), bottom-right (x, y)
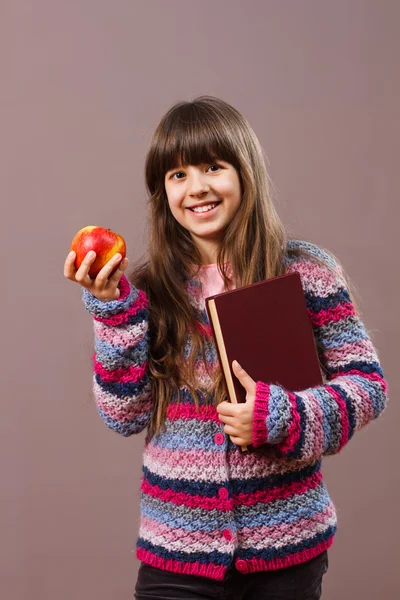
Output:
top-left (187, 201), bottom-right (222, 215)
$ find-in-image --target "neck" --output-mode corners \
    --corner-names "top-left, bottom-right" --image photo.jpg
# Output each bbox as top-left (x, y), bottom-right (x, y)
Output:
top-left (192, 236), bottom-right (223, 266)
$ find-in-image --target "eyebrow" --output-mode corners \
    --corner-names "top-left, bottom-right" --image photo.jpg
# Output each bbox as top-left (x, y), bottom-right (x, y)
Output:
top-left (165, 160), bottom-right (226, 176)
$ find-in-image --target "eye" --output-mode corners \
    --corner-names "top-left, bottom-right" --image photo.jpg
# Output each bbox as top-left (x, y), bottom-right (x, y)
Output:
top-left (170, 170), bottom-right (185, 180)
top-left (170, 164), bottom-right (222, 180)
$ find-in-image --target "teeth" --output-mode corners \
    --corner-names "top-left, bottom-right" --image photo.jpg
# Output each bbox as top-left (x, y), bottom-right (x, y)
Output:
top-left (192, 203), bottom-right (217, 213)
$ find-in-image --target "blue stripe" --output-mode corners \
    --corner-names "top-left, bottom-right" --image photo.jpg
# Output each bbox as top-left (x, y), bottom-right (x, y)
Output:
top-left (123, 307), bottom-right (149, 326)
top-left (150, 431), bottom-right (223, 451)
top-left (314, 318), bottom-right (369, 348)
top-left (305, 288), bottom-right (350, 312)
top-left (82, 283), bottom-right (138, 316)
top-left (286, 240), bottom-right (338, 269)
top-left (351, 375), bottom-right (386, 419)
top-left (95, 336), bottom-right (149, 365)
top-left (140, 485), bottom-right (332, 530)
top-left (95, 372), bottom-right (150, 398)
top-left (235, 488), bottom-right (331, 528)
top-left (170, 387), bottom-right (212, 405)
top-left (230, 461), bottom-right (321, 494)
top-left (325, 360), bottom-right (384, 379)
top-left (309, 387), bottom-right (339, 454)
top-left (267, 386), bottom-right (290, 444)
top-left (287, 394), bottom-right (307, 459)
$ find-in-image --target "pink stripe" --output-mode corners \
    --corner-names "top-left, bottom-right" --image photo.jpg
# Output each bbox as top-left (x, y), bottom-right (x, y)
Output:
top-left (166, 403), bottom-right (220, 422)
top-left (226, 445), bottom-right (304, 477)
top-left (93, 380), bottom-right (151, 422)
top-left (145, 444), bottom-right (222, 475)
top-left (232, 472), bottom-right (322, 507)
top-left (140, 516), bottom-right (219, 546)
top-left (189, 359), bottom-right (219, 379)
top-left (140, 472), bottom-right (321, 511)
top-left (287, 261), bottom-right (340, 296)
top-left (140, 478), bottom-right (231, 511)
top-left (324, 338), bottom-right (376, 363)
top-left (94, 288), bottom-right (148, 326)
top-left (136, 537), bottom-right (334, 580)
top-left (93, 354), bottom-right (147, 383)
top-left (306, 389), bottom-right (325, 458)
top-left (255, 504), bottom-right (335, 540)
top-left (195, 321), bottom-right (213, 338)
top-left (94, 318), bottom-right (146, 346)
top-left (342, 377), bottom-right (374, 427)
top-left (335, 370), bottom-right (388, 394)
top-left (141, 503), bottom-right (333, 549)
top-left (253, 382), bottom-right (270, 447)
top-left (308, 301), bottom-right (355, 327)
top-left (136, 548), bottom-right (226, 580)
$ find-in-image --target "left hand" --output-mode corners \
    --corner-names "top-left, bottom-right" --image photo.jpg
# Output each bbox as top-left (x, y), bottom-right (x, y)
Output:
top-left (216, 360), bottom-right (256, 447)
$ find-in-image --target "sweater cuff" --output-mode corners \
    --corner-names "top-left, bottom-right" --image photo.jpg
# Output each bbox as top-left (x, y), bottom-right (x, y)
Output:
top-left (82, 274), bottom-right (138, 319)
top-left (252, 381), bottom-right (291, 448)
top-left (252, 381), bottom-right (270, 447)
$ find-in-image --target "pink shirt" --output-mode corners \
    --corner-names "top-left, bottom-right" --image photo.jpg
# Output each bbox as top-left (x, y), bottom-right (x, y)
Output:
top-left (197, 262), bottom-right (236, 298)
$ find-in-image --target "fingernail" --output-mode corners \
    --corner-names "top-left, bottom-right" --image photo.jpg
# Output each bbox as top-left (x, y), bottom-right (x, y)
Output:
top-left (69, 251), bottom-right (75, 258)
top-left (234, 360), bottom-right (241, 369)
top-left (114, 253), bottom-right (122, 261)
top-left (88, 251), bottom-right (95, 258)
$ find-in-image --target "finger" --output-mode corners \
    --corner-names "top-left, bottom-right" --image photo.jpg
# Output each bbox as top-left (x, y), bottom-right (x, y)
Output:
top-left (216, 401), bottom-right (236, 416)
top-left (63, 251), bottom-right (77, 279)
top-left (230, 435), bottom-right (245, 447)
top-left (218, 413), bottom-right (237, 426)
top-left (94, 253), bottom-right (123, 285)
top-left (232, 360), bottom-right (256, 391)
top-left (223, 424), bottom-right (238, 436)
top-left (108, 257), bottom-right (129, 284)
top-left (75, 251), bottom-right (97, 286)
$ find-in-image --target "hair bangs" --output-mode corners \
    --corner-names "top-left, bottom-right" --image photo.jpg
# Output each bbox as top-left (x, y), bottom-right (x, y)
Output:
top-left (156, 103), bottom-right (241, 178)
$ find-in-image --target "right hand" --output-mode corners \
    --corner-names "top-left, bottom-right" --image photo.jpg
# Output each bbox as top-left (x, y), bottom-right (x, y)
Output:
top-left (64, 250), bottom-right (129, 302)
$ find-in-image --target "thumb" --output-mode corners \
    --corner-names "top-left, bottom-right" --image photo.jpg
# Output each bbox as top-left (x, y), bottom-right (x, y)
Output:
top-left (232, 360), bottom-right (256, 394)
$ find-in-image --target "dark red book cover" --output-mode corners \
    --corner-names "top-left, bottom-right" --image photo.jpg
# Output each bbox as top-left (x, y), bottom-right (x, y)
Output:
top-left (205, 272), bottom-right (323, 405)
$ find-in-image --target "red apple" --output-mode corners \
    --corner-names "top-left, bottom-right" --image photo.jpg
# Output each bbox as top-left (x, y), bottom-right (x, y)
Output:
top-left (70, 226), bottom-right (126, 278)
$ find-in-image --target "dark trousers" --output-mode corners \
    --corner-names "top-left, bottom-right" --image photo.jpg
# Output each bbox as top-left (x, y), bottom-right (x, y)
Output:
top-left (134, 550), bottom-right (328, 599)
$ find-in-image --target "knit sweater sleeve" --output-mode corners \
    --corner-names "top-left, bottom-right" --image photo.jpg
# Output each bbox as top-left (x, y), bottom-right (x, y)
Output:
top-left (81, 274), bottom-right (152, 436)
top-left (252, 245), bottom-right (389, 460)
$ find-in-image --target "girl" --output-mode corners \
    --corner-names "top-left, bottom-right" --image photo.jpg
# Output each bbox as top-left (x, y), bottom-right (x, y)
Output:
top-left (64, 96), bottom-right (388, 599)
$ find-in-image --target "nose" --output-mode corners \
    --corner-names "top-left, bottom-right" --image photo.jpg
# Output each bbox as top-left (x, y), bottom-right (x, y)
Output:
top-left (187, 168), bottom-right (210, 196)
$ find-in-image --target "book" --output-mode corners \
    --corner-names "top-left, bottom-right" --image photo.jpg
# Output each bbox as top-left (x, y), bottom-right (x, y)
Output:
top-left (205, 272), bottom-right (324, 452)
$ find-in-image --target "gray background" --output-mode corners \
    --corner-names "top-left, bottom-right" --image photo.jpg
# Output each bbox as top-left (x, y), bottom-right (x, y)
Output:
top-left (1, 1), bottom-right (398, 598)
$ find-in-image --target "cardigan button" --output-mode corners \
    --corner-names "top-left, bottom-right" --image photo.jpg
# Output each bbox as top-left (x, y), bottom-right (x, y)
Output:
top-left (235, 559), bottom-right (248, 573)
top-left (214, 433), bottom-right (225, 445)
top-left (223, 529), bottom-right (233, 541)
top-left (218, 487), bottom-right (229, 500)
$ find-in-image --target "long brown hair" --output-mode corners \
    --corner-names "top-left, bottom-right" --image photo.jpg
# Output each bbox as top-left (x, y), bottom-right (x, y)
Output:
top-left (127, 95), bottom-right (358, 438)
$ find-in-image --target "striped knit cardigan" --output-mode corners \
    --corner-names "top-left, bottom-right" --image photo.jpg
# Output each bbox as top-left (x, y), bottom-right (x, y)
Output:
top-left (82, 240), bottom-right (388, 581)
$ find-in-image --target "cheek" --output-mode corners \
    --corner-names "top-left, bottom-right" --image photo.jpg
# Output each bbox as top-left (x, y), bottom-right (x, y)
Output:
top-left (166, 192), bottom-right (181, 214)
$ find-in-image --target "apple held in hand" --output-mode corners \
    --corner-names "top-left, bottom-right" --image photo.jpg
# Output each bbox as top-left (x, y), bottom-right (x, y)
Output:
top-left (70, 226), bottom-right (126, 278)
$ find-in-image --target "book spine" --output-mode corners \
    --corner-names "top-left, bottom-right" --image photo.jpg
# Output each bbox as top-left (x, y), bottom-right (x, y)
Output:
top-left (207, 299), bottom-right (248, 452)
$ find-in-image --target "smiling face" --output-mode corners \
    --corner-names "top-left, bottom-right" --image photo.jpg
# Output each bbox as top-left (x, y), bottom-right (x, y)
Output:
top-left (164, 160), bottom-right (242, 264)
